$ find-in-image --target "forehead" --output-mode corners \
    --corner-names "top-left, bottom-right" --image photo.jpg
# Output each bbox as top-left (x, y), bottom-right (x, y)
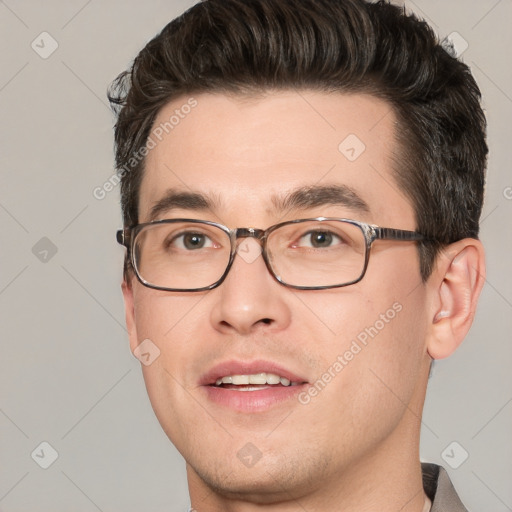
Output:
top-left (140, 90), bottom-right (414, 227)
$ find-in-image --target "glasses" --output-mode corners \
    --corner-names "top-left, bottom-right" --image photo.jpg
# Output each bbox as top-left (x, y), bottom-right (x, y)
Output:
top-left (116, 217), bottom-right (426, 292)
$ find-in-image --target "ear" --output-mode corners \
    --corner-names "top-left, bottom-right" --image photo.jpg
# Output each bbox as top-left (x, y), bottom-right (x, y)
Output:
top-left (426, 238), bottom-right (485, 360)
top-left (121, 279), bottom-right (140, 354)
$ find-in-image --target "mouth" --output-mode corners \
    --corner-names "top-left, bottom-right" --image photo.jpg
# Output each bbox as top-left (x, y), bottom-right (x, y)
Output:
top-left (201, 361), bottom-right (308, 412)
top-left (212, 372), bottom-right (303, 390)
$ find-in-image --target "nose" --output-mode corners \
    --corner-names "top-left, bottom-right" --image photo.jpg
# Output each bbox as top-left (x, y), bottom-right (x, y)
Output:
top-left (209, 238), bottom-right (292, 335)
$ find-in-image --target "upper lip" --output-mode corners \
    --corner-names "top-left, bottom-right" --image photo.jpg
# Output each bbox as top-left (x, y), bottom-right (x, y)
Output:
top-left (200, 359), bottom-right (308, 386)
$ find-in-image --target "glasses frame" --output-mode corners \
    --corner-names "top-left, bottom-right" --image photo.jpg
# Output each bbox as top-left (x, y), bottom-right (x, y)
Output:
top-left (116, 217), bottom-right (426, 292)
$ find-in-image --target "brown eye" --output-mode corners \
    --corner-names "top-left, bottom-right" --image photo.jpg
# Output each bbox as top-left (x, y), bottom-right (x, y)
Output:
top-left (183, 233), bottom-right (206, 249)
top-left (168, 232), bottom-right (215, 250)
top-left (297, 230), bottom-right (341, 248)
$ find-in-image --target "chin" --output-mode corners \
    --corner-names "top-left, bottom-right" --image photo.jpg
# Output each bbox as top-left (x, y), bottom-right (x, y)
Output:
top-left (187, 448), bottom-right (330, 504)
top-left (192, 468), bottom-right (296, 503)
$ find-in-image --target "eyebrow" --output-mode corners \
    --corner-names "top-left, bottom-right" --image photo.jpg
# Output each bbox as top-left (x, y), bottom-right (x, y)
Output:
top-left (147, 184), bottom-right (370, 222)
top-left (148, 190), bottom-right (219, 222)
top-left (271, 184), bottom-right (370, 216)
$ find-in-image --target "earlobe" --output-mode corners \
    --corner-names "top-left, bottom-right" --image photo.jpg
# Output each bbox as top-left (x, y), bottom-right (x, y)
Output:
top-left (426, 239), bottom-right (485, 360)
top-left (121, 279), bottom-right (139, 353)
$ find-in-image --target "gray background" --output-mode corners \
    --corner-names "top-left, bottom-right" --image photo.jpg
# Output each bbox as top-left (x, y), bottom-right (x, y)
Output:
top-left (1, 1), bottom-right (511, 510)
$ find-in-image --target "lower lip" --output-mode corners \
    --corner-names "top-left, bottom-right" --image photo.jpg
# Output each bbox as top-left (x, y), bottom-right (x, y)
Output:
top-left (203, 384), bottom-right (307, 412)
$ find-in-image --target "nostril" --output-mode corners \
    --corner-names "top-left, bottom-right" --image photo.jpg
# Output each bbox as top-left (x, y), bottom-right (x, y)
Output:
top-left (261, 318), bottom-right (272, 324)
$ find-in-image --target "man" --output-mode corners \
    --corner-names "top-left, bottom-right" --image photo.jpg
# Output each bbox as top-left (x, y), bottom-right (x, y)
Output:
top-left (109, 0), bottom-right (487, 510)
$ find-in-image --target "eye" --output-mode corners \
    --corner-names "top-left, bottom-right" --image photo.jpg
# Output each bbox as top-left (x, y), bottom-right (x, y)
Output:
top-left (296, 230), bottom-right (343, 249)
top-left (169, 232), bottom-right (215, 250)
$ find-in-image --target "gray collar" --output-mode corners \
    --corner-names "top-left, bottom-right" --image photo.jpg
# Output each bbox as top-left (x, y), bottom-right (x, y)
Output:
top-left (422, 463), bottom-right (469, 512)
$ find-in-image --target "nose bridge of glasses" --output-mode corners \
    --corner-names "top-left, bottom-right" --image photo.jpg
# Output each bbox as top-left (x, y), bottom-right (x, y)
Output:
top-left (233, 227), bottom-right (266, 241)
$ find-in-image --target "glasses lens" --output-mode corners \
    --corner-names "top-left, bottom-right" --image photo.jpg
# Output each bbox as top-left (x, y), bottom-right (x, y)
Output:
top-left (133, 221), bottom-right (231, 290)
top-left (267, 220), bottom-right (367, 288)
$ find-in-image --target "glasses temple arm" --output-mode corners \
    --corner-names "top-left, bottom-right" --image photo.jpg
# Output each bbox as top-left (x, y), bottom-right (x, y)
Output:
top-left (116, 228), bottom-right (131, 247)
top-left (373, 227), bottom-right (426, 242)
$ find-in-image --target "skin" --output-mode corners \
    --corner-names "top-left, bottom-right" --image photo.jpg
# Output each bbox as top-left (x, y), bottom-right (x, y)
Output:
top-left (121, 91), bottom-right (485, 511)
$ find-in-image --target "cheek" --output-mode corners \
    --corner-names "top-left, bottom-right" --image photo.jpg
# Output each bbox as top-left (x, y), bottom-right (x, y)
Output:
top-left (346, 258), bottom-right (429, 394)
top-left (297, 253), bottom-right (428, 430)
top-left (132, 285), bottom-right (210, 343)
top-left (296, 298), bottom-right (428, 459)
top-left (131, 286), bottom-right (210, 429)
top-left (352, 289), bottom-right (428, 424)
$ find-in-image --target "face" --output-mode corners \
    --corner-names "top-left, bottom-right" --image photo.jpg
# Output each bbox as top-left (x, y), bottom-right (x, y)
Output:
top-left (123, 91), bottom-right (433, 503)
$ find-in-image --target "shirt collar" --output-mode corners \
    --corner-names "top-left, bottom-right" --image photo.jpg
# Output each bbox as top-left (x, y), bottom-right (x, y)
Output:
top-left (422, 463), bottom-right (469, 512)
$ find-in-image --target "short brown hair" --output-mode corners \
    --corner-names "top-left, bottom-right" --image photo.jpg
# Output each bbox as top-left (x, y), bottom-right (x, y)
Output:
top-left (108, 0), bottom-right (488, 281)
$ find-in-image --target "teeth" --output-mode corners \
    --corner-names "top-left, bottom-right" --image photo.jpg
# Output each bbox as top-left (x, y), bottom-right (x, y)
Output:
top-left (233, 386), bottom-right (268, 392)
top-left (247, 372), bottom-right (267, 384)
top-left (214, 372), bottom-right (295, 386)
top-left (232, 375), bottom-right (250, 385)
top-left (266, 374), bottom-right (280, 385)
